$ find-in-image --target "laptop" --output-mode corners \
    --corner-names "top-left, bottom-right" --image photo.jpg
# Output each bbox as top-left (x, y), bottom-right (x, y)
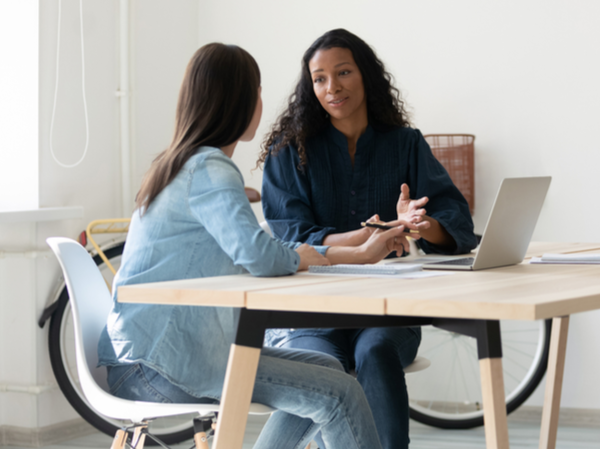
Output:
top-left (422, 176), bottom-right (551, 271)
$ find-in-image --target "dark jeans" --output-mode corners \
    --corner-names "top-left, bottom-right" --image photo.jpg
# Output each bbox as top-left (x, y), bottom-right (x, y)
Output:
top-left (282, 327), bottom-right (421, 449)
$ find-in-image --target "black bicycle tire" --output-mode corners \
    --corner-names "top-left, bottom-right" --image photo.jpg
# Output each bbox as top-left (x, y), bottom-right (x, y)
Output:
top-left (47, 242), bottom-right (195, 445)
top-left (409, 318), bottom-right (552, 429)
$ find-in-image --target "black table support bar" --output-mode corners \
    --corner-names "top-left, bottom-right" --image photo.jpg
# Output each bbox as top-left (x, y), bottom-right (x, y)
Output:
top-left (234, 308), bottom-right (434, 349)
top-left (234, 309), bottom-right (503, 360)
top-left (432, 318), bottom-right (503, 360)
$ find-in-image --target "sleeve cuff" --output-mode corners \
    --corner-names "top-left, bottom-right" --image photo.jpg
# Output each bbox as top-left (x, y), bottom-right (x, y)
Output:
top-left (312, 245), bottom-right (330, 257)
top-left (421, 214), bottom-right (478, 255)
top-left (305, 226), bottom-right (337, 246)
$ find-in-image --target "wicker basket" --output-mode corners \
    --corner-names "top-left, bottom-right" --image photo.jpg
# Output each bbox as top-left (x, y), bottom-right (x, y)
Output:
top-left (424, 134), bottom-right (475, 215)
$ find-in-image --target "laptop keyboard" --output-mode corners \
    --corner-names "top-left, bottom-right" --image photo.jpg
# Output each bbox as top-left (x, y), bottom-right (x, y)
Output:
top-left (432, 257), bottom-right (475, 266)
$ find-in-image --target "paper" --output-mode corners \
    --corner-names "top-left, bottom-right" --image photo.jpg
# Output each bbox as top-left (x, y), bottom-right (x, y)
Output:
top-left (385, 256), bottom-right (460, 266)
top-left (308, 263), bottom-right (452, 278)
top-left (308, 270), bottom-right (450, 279)
top-left (530, 253), bottom-right (600, 264)
top-left (309, 263), bottom-right (421, 276)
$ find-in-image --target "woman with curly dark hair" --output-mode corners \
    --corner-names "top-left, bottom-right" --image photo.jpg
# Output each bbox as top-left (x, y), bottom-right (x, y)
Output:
top-left (259, 29), bottom-right (478, 448)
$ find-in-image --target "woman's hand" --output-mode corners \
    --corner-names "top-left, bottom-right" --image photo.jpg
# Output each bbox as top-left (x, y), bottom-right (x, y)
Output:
top-left (356, 225), bottom-right (411, 264)
top-left (395, 184), bottom-right (456, 247)
top-left (322, 214), bottom-right (380, 247)
top-left (325, 224), bottom-right (411, 265)
top-left (396, 183), bottom-right (430, 230)
top-left (296, 243), bottom-right (331, 271)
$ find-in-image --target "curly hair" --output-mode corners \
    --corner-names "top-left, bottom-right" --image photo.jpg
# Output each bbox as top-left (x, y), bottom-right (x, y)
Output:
top-left (257, 28), bottom-right (411, 168)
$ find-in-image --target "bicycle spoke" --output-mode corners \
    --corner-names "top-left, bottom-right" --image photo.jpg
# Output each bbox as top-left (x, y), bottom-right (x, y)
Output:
top-left (455, 337), bottom-right (480, 405)
top-left (502, 339), bottom-right (540, 345)
top-left (500, 329), bottom-right (539, 333)
top-left (502, 342), bottom-right (539, 359)
top-left (419, 335), bottom-right (455, 356)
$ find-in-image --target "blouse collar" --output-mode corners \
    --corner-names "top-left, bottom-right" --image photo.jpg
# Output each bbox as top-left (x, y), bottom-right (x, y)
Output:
top-left (326, 122), bottom-right (375, 150)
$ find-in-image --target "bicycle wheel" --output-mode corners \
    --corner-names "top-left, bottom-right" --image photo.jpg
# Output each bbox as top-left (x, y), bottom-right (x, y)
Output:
top-left (407, 319), bottom-right (551, 429)
top-left (48, 242), bottom-right (196, 444)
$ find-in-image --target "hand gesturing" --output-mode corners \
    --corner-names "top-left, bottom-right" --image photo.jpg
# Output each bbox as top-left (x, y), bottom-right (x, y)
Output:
top-left (396, 183), bottom-right (431, 231)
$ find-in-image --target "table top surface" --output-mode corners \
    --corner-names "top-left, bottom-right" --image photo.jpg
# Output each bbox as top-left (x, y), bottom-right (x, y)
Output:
top-left (119, 242), bottom-right (600, 321)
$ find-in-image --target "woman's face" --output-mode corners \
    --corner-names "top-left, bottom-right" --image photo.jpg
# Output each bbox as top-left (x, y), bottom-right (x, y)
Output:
top-left (309, 47), bottom-right (366, 124)
top-left (240, 87), bottom-right (263, 142)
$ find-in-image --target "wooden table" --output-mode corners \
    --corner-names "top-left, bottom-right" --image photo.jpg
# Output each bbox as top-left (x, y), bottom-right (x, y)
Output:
top-left (119, 242), bottom-right (600, 449)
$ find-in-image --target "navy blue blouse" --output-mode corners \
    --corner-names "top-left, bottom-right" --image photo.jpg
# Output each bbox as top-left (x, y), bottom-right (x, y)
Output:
top-left (262, 123), bottom-right (478, 255)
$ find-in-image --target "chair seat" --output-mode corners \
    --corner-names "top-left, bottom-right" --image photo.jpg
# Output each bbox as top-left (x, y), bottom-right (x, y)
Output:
top-left (348, 356), bottom-right (430, 378)
top-left (404, 356), bottom-right (431, 373)
top-left (93, 395), bottom-right (274, 424)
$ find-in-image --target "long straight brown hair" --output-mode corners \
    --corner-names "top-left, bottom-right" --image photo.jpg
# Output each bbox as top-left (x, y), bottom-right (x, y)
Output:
top-left (136, 43), bottom-right (261, 213)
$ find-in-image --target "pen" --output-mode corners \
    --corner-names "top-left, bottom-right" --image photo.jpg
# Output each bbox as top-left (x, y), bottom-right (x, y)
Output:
top-left (360, 222), bottom-right (420, 233)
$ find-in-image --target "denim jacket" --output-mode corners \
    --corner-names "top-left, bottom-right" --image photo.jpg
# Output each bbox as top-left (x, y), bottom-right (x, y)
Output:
top-left (97, 146), bottom-right (328, 399)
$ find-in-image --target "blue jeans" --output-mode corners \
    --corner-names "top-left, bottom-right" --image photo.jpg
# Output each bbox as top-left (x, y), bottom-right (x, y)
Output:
top-left (107, 346), bottom-right (381, 449)
top-left (281, 327), bottom-right (421, 449)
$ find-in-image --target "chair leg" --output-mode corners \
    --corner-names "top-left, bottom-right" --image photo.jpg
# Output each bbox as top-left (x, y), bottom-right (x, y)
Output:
top-left (131, 424), bottom-right (147, 449)
top-left (194, 431), bottom-right (210, 449)
top-left (194, 416), bottom-right (214, 449)
top-left (111, 429), bottom-right (128, 449)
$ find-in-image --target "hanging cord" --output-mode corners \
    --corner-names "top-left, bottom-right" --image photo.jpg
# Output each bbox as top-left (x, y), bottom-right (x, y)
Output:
top-left (49, 0), bottom-right (89, 168)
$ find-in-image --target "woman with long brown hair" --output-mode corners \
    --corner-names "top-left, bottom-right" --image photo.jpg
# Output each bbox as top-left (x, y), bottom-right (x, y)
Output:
top-left (260, 29), bottom-right (478, 448)
top-left (97, 43), bottom-right (412, 448)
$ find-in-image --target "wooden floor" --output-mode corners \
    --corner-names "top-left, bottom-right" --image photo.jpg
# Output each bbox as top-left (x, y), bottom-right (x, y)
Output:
top-left (5, 415), bottom-right (599, 449)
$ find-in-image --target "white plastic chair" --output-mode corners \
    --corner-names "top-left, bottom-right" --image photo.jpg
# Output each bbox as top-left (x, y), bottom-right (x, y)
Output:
top-left (46, 237), bottom-right (273, 449)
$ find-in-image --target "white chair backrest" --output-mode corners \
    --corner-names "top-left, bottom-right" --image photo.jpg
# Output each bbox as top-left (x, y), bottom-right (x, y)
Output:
top-left (259, 220), bottom-right (272, 237)
top-left (46, 237), bottom-right (275, 422)
top-left (46, 237), bottom-right (112, 392)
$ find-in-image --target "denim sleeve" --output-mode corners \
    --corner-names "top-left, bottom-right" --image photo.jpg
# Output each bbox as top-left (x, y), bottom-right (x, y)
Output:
top-left (188, 152), bottom-right (301, 276)
top-left (409, 130), bottom-right (478, 255)
top-left (262, 147), bottom-right (336, 245)
top-left (275, 238), bottom-right (329, 257)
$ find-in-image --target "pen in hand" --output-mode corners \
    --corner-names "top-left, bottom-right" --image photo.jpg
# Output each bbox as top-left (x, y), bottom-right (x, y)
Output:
top-left (360, 222), bottom-right (420, 234)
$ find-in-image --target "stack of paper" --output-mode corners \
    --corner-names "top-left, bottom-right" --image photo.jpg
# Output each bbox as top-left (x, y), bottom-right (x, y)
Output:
top-left (530, 254), bottom-right (600, 264)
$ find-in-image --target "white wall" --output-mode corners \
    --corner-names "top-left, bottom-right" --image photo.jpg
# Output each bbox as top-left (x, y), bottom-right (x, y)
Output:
top-left (0, 0), bottom-right (39, 211)
top-left (198, 0), bottom-right (600, 410)
top-left (0, 0), bottom-right (199, 434)
top-left (131, 0), bottom-right (200, 193)
top-left (2, 0), bottom-right (599, 436)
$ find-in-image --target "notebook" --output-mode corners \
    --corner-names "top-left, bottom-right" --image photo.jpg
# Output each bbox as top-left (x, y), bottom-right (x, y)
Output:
top-left (530, 254), bottom-right (600, 264)
top-left (309, 263), bottom-right (422, 276)
top-left (422, 176), bottom-right (552, 271)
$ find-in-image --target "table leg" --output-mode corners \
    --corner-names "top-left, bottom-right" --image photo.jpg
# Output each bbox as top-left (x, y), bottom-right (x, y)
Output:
top-left (213, 344), bottom-right (261, 449)
top-left (539, 316), bottom-right (570, 449)
top-left (480, 357), bottom-right (510, 449)
top-left (433, 319), bottom-right (510, 449)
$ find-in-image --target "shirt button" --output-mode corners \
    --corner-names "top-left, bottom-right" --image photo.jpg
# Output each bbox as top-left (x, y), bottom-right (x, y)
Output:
top-left (351, 210), bottom-right (356, 215)
top-left (351, 191), bottom-right (355, 195)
